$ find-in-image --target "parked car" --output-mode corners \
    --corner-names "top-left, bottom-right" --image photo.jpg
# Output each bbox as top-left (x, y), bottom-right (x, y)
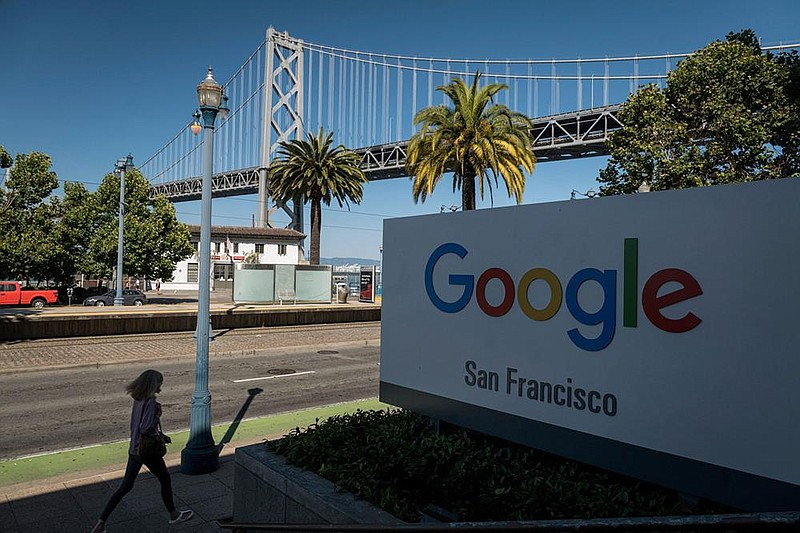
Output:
top-left (83, 289), bottom-right (147, 307)
top-left (0, 281), bottom-right (59, 309)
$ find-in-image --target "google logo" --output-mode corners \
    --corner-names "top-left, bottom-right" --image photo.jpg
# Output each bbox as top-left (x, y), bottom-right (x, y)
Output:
top-left (424, 239), bottom-right (702, 351)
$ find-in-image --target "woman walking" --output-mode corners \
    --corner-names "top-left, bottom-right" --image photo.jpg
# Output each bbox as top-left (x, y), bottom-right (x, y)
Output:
top-left (90, 370), bottom-right (193, 532)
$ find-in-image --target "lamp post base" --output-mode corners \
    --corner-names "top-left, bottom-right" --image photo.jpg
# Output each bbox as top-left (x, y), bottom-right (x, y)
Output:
top-left (180, 444), bottom-right (220, 475)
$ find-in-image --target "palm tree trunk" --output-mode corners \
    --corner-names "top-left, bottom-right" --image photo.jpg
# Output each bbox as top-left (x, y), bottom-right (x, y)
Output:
top-left (462, 172), bottom-right (476, 210)
top-left (310, 197), bottom-right (322, 265)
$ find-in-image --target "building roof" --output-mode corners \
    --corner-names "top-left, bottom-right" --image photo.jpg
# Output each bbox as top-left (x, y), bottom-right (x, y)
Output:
top-left (187, 224), bottom-right (305, 242)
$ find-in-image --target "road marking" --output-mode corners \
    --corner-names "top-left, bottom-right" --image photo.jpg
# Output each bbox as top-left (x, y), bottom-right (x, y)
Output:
top-left (233, 370), bottom-right (316, 383)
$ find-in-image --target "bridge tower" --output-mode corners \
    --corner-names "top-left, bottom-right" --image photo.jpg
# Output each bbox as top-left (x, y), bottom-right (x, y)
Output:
top-left (261, 28), bottom-right (305, 242)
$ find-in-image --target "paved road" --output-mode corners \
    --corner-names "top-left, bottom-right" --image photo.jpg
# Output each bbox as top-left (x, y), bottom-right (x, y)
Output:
top-left (0, 289), bottom-right (224, 317)
top-left (0, 323), bottom-right (381, 459)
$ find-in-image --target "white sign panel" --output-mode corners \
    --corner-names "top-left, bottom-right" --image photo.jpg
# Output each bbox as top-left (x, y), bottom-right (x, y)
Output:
top-left (380, 179), bottom-right (800, 510)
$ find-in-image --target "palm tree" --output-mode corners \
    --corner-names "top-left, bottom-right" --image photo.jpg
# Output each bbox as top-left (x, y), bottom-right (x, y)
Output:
top-left (406, 73), bottom-right (535, 210)
top-left (269, 129), bottom-right (367, 265)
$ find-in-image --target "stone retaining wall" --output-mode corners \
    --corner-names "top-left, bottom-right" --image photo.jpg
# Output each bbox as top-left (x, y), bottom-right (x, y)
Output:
top-left (0, 306), bottom-right (380, 339)
top-left (233, 443), bottom-right (403, 527)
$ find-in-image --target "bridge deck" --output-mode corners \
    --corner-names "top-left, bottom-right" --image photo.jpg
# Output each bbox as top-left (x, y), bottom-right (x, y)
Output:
top-left (149, 105), bottom-right (622, 202)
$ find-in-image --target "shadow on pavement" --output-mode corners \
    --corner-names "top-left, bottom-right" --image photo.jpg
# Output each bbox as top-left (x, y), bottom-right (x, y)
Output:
top-left (1, 456), bottom-right (234, 532)
top-left (146, 297), bottom-right (199, 305)
top-left (218, 388), bottom-right (263, 450)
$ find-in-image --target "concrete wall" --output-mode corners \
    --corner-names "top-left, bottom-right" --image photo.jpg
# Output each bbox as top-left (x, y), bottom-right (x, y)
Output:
top-left (233, 444), bottom-right (403, 527)
top-left (0, 306), bottom-right (380, 340)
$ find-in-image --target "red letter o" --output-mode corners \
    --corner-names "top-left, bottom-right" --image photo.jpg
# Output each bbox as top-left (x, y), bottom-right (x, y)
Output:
top-left (476, 268), bottom-right (515, 317)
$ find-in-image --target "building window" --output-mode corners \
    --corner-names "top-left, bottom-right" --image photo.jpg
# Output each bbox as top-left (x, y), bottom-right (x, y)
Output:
top-left (214, 263), bottom-right (232, 281)
top-left (255, 243), bottom-right (264, 253)
top-left (233, 242), bottom-right (239, 253)
top-left (187, 263), bottom-right (199, 283)
top-left (215, 242), bottom-right (221, 253)
top-left (278, 244), bottom-right (287, 256)
top-left (191, 241), bottom-right (199, 253)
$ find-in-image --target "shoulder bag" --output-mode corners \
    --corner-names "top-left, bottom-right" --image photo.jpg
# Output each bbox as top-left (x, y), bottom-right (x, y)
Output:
top-left (137, 421), bottom-right (168, 460)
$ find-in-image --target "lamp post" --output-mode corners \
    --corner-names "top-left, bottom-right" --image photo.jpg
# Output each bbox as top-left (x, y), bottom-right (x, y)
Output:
top-left (181, 67), bottom-right (228, 475)
top-left (114, 154), bottom-right (134, 306)
top-left (379, 244), bottom-right (383, 298)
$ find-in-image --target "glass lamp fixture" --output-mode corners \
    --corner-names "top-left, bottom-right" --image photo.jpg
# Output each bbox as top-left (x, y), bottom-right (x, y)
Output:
top-left (218, 92), bottom-right (230, 122)
top-left (197, 67), bottom-right (222, 109)
top-left (191, 111), bottom-right (202, 135)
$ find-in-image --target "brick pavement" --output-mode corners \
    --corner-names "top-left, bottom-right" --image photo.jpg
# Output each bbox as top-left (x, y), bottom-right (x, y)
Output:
top-left (0, 322), bottom-right (380, 373)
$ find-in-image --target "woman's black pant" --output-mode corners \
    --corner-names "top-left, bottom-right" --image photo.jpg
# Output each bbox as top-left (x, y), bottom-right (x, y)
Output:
top-left (99, 453), bottom-right (175, 521)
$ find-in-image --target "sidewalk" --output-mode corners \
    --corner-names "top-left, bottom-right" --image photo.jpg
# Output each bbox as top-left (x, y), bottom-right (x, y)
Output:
top-left (0, 399), bottom-right (388, 533)
top-left (1, 443), bottom-right (245, 533)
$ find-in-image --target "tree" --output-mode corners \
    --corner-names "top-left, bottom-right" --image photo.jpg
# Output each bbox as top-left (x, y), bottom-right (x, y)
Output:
top-left (406, 73), bottom-right (535, 210)
top-left (90, 169), bottom-right (194, 281)
top-left (0, 148), bottom-right (193, 284)
top-left (0, 151), bottom-right (64, 283)
top-left (768, 47), bottom-right (800, 177)
top-left (598, 30), bottom-right (800, 195)
top-left (0, 145), bottom-right (12, 169)
top-left (269, 128), bottom-right (367, 265)
top-left (57, 181), bottom-right (104, 279)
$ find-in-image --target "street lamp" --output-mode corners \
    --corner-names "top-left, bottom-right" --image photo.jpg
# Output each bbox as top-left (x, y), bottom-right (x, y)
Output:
top-left (570, 189), bottom-right (597, 200)
top-left (114, 154), bottom-right (134, 306)
top-left (181, 67), bottom-right (228, 475)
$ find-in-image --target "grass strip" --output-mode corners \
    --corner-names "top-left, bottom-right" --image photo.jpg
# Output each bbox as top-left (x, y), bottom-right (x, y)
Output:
top-left (0, 398), bottom-right (386, 488)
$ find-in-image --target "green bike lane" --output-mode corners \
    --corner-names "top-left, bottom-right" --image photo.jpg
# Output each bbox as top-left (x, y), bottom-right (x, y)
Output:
top-left (1, 398), bottom-right (387, 488)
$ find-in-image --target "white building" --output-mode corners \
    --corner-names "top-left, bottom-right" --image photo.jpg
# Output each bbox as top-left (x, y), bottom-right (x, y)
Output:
top-left (162, 225), bottom-right (306, 291)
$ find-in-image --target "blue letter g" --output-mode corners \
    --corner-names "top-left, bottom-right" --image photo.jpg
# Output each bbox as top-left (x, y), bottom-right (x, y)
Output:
top-left (425, 243), bottom-right (474, 313)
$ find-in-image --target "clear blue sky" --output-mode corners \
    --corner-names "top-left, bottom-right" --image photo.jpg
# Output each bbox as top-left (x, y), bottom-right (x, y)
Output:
top-left (3, 0), bottom-right (799, 260)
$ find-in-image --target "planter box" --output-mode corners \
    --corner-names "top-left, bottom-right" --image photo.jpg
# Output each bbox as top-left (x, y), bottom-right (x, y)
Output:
top-left (233, 443), bottom-right (404, 526)
top-left (232, 443), bottom-right (800, 532)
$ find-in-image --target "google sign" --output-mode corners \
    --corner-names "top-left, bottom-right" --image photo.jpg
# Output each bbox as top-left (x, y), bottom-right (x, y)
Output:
top-left (424, 238), bottom-right (702, 351)
top-left (380, 179), bottom-right (800, 511)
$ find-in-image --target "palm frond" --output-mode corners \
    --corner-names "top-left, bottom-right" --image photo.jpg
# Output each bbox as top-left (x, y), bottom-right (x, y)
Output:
top-left (405, 72), bottom-right (536, 209)
top-left (268, 128), bottom-right (367, 264)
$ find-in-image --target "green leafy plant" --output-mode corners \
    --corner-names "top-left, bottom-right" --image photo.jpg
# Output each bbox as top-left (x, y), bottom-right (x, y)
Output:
top-left (270, 410), bottom-right (727, 522)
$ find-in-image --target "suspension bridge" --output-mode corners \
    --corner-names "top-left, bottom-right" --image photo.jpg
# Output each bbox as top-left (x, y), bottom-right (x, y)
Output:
top-left (141, 28), bottom-right (799, 232)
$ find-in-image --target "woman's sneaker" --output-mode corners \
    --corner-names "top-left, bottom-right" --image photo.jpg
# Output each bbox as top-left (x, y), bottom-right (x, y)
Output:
top-left (169, 510), bottom-right (194, 524)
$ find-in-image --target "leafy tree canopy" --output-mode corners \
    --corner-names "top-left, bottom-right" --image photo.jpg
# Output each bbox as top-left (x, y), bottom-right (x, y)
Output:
top-left (0, 145), bottom-right (12, 169)
top-left (598, 30), bottom-right (800, 196)
top-left (0, 151), bottom-right (64, 283)
top-left (0, 147), bottom-right (193, 284)
top-left (89, 169), bottom-right (194, 280)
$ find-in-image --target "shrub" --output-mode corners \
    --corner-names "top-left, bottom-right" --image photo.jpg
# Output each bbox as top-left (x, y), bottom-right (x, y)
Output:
top-left (269, 409), bottom-right (728, 522)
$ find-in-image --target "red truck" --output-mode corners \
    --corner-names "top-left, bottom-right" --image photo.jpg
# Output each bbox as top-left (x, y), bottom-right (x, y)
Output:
top-left (0, 281), bottom-right (59, 309)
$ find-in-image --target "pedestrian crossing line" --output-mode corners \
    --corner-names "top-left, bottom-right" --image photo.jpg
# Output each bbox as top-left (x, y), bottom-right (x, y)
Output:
top-left (233, 370), bottom-right (316, 383)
